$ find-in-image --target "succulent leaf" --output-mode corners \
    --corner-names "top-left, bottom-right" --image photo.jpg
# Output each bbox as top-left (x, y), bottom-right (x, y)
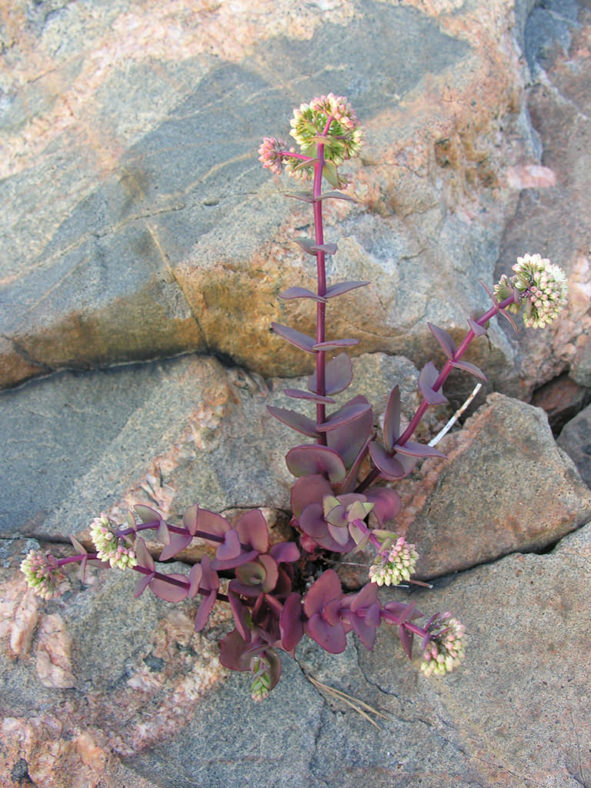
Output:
top-left (271, 323), bottom-right (316, 353)
top-left (267, 406), bottom-right (319, 437)
top-left (428, 322), bottom-right (456, 359)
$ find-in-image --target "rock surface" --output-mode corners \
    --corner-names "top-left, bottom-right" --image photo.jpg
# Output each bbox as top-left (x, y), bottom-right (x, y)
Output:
top-left (558, 401), bottom-right (591, 488)
top-left (2, 522), bottom-right (590, 787)
top-left (2, 0), bottom-right (591, 786)
top-left (2, 0), bottom-right (583, 392)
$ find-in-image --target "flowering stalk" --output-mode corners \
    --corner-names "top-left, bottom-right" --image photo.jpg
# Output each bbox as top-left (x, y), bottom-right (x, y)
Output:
top-left (19, 97), bottom-right (568, 699)
top-left (312, 120), bottom-right (330, 441)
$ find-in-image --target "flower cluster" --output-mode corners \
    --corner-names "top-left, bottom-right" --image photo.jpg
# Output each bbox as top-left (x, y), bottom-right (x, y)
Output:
top-left (90, 514), bottom-right (137, 569)
top-left (420, 614), bottom-right (466, 677)
top-left (20, 550), bottom-right (65, 600)
top-left (369, 536), bottom-right (419, 587)
top-left (494, 253), bottom-right (568, 328)
top-left (290, 93), bottom-right (363, 165)
top-left (258, 137), bottom-right (288, 176)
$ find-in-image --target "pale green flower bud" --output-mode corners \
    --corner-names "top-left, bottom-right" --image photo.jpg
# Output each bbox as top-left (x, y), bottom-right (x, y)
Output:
top-left (90, 514), bottom-right (137, 570)
top-left (420, 614), bottom-right (466, 677)
top-left (20, 550), bottom-right (65, 600)
top-left (369, 536), bottom-right (418, 587)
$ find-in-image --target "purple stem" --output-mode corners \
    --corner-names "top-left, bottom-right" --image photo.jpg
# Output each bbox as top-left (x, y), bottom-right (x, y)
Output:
top-left (116, 519), bottom-right (255, 551)
top-left (56, 551), bottom-right (230, 603)
top-left (313, 132), bottom-right (328, 442)
top-left (356, 292), bottom-right (519, 492)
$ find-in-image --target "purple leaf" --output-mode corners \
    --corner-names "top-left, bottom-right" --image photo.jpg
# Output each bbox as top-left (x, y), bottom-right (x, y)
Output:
top-left (159, 531), bottom-right (192, 561)
top-left (498, 306), bottom-right (519, 333)
top-left (216, 529), bottom-right (241, 561)
top-left (267, 406), bottom-right (319, 437)
top-left (264, 649), bottom-right (283, 693)
top-left (316, 400), bottom-right (371, 433)
top-left (305, 615), bottom-right (347, 654)
top-left (280, 592), bottom-right (304, 652)
top-left (229, 592), bottom-right (251, 641)
top-left (366, 487), bottom-right (402, 525)
top-left (134, 571), bottom-right (154, 598)
top-left (134, 537), bottom-right (154, 571)
top-left (451, 359), bottom-right (487, 381)
top-left (280, 287), bottom-right (326, 302)
top-left (339, 434), bottom-right (373, 493)
top-left (182, 504), bottom-right (200, 536)
top-left (211, 549), bottom-right (259, 572)
top-left (219, 629), bottom-right (256, 672)
top-left (312, 338), bottom-right (359, 350)
top-left (399, 625), bottom-right (414, 660)
top-left (270, 542), bottom-right (300, 564)
top-left (308, 352), bottom-right (353, 395)
top-left (328, 522), bottom-right (352, 546)
top-left (196, 509), bottom-right (230, 539)
top-left (285, 191), bottom-right (314, 203)
top-left (383, 384), bottom-right (401, 451)
top-left (350, 582), bottom-right (379, 612)
top-left (317, 190), bottom-right (358, 203)
top-left (290, 474), bottom-right (334, 517)
top-left (149, 573), bottom-right (188, 602)
top-left (468, 317), bottom-right (487, 337)
top-left (188, 563), bottom-right (202, 598)
top-left (325, 395), bottom-right (373, 468)
top-left (235, 509), bottom-right (269, 553)
top-left (259, 555), bottom-right (279, 593)
top-left (303, 570), bottom-right (343, 617)
top-left (284, 388), bottom-right (335, 404)
top-left (286, 445), bottom-right (347, 483)
top-left (200, 555), bottom-right (219, 591)
top-left (194, 591), bottom-right (217, 632)
top-left (324, 281), bottom-right (369, 298)
top-left (271, 323), bottom-right (315, 353)
top-left (428, 323), bottom-right (456, 359)
top-left (134, 505), bottom-right (162, 526)
top-left (293, 237), bottom-right (338, 256)
top-left (299, 503), bottom-right (354, 553)
top-left (394, 440), bottom-right (446, 459)
top-left (368, 442), bottom-right (409, 479)
top-left (418, 362), bottom-right (449, 406)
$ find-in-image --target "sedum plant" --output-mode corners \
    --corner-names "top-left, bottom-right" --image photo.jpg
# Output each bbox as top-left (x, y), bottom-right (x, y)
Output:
top-left (22, 95), bottom-right (567, 700)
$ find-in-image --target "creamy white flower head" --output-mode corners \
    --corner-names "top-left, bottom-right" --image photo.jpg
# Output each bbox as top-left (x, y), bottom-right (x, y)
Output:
top-left (420, 614), bottom-right (466, 677)
top-left (495, 253), bottom-right (567, 328)
top-left (20, 550), bottom-right (65, 600)
top-left (90, 514), bottom-right (137, 570)
top-left (369, 536), bottom-right (418, 587)
top-left (289, 94), bottom-right (363, 163)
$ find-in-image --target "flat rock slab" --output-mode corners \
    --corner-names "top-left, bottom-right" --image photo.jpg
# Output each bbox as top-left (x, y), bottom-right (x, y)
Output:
top-left (0, 351), bottom-right (437, 540)
top-left (2, 522), bottom-right (589, 786)
top-left (2, 0), bottom-right (571, 390)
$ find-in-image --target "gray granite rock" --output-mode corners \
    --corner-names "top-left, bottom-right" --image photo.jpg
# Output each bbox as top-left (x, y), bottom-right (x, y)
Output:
top-left (0, 0), bottom-right (552, 390)
top-left (558, 402), bottom-right (591, 487)
top-left (121, 524), bottom-right (591, 787)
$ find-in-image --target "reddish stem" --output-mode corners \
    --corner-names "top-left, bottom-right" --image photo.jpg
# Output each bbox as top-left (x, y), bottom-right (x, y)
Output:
top-left (356, 292), bottom-right (519, 492)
